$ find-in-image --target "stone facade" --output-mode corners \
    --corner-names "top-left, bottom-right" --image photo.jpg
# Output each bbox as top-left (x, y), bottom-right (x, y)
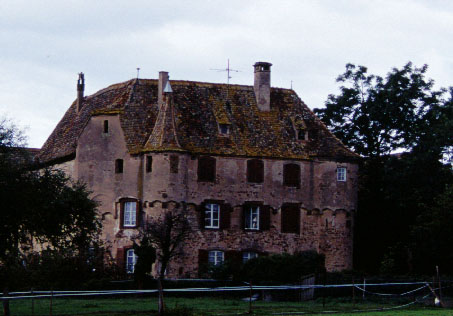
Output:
top-left (38, 62), bottom-right (359, 277)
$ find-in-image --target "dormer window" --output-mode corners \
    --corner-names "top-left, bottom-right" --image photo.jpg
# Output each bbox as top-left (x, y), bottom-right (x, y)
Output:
top-left (219, 124), bottom-right (230, 135)
top-left (297, 129), bottom-right (307, 140)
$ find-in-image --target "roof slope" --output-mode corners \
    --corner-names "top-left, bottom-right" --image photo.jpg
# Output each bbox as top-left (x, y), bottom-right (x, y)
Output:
top-left (38, 79), bottom-right (357, 163)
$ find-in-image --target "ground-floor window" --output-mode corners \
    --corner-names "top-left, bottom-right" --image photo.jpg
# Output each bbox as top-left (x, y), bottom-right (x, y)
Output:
top-left (242, 251), bottom-right (258, 263)
top-left (126, 248), bottom-right (137, 273)
top-left (208, 250), bottom-right (224, 266)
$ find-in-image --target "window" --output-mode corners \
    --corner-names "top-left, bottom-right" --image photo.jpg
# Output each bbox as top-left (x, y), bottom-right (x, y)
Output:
top-left (146, 156), bottom-right (152, 173)
top-left (170, 155), bottom-right (179, 173)
top-left (103, 120), bottom-right (109, 133)
top-left (337, 167), bottom-right (346, 182)
top-left (198, 156), bottom-right (216, 182)
top-left (219, 124), bottom-right (230, 135)
top-left (247, 159), bottom-right (264, 183)
top-left (208, 250), bottom-right (224, 266)
top-left (245, 205), bottom-right (260, 230)
top-left (297, 128), bottom-right (306, 140)
top-left (115, 159), bottom-right (123, 173)
top-left (283, 163), bottom-right (300, 188)
top-left (126, 249), bottom-right (137, 273)
top-left (121, 200), bottom-right (138, 228)
top-left (205, 203), bottom-right (220, 228)
top-left (281, 203), bottom-right (300, 234)
top-left (242, 251), bottom-right (258, 263)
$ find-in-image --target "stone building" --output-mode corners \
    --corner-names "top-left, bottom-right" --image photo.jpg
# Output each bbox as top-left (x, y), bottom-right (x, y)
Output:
top-left (38, 62), bottom-right (359, 277)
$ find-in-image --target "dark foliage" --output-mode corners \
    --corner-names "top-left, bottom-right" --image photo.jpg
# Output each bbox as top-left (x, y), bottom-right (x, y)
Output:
top-left (315, 63), bottom-right (453, 274)
top-left (0, 117), bottom-right (102, 289)
top-left (238, 251), bottom-right (325, 284)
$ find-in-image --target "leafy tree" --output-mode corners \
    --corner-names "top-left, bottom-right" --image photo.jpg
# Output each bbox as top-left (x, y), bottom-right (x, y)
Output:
top-left (315, 64), bottom-right (453, 274)
top-left (0, 117), bottom-right (102, 289)
top-left (134, 208), bottom-right (191, 315)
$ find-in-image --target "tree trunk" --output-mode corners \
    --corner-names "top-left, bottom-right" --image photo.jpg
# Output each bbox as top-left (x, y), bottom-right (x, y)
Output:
top-left (157, 277), bottom-right (165, 316)
top-left (2, 289), bottom-right (10, 316)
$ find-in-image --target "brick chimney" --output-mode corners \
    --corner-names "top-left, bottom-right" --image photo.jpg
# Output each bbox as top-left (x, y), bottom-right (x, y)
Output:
top-left (253, 62), bottom-right (272, 111)
top-left (76, 72), bottom-right (85, 112)
top-left (158, 71), bottom-right (169, 105)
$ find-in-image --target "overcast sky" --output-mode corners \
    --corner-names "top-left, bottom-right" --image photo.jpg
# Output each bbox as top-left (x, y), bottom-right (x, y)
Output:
top-left (1, 0), bottom-right (452, 148)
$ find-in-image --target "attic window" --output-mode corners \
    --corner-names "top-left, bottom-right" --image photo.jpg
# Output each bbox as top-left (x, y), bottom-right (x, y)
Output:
top-left (297, 129), bottom-right (307, 140)
top-left (103, 120), bottom-right (109, 134)
top-left (219, 124), bottom-right (230, 135)
top-left (337, 167), bottom-right (346, 182)
top-left (115, 159), bottom-right (123, 174)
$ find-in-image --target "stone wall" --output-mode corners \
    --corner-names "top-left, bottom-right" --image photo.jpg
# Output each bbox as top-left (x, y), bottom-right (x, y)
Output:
top-left (73, 114), bottom-right (358, 276)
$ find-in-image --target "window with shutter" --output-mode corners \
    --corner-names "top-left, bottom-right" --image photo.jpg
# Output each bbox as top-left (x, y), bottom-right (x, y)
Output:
top-left (283, 163), bottom-right (300, 188)
top-left (208, 250), bottom-right (224, 266)
top-left (120, 199), bottom-right (139, 228)
top-left (281, 203), bottom-right (300, 234)
top-left (204, 203), bottom-right (220, 228)
top-left (247, 159), bottom-right (264, 183)
top-left (198, 156), bottom-right (216, 182)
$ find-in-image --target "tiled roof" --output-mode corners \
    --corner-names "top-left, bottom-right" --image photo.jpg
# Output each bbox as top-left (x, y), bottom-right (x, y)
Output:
top-left (38, 79), bottom-right (358, 163)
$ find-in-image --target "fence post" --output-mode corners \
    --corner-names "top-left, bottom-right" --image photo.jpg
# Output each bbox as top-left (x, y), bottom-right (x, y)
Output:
top-left (352, 277), bottom-right (355, 308)
top-left (248, 280), bottom-right (253, 314)
top-left (436, 266), bottom-right (442, 303)
top-left (31, 288), bottom-right (34, 316)
top-left (362, 278), bottom-right (366, 300)
top-left (49, 289), bottom-right (53, 316)
top-left (2, 289), bottom-right (10, 316)
top-left (322, 272), bottom-right (326, 308)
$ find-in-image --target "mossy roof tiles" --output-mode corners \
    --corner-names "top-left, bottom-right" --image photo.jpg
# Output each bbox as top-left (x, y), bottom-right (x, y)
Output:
top-left (38, 79), bottom-right (358, 163)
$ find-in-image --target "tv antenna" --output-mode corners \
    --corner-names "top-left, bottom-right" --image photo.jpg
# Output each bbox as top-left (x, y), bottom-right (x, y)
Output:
top-left (210, 59), bottom-right (240, 85)
top-left (136, 67), bottom-right (140, 79)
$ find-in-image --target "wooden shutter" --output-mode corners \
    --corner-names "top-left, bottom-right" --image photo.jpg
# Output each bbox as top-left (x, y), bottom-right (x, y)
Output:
top-left (247, 159), bottom-right (264, 183)
top-left (281, 203), bottom-right (300, 234)
top-left (197, 202), bottom-right (206, 230)
top-left (136, 201), bottom-right (141, 227)
top-left (198, 249), bottom-right (209, 275)
top-left (119, 201), bottom-right (125, 228)
top-left (198, 156), bottom-right (216, 182)
top-left (116, 247), bottom-right (125, 271)
top-left (260, 205), bottom-right (271, 231)
top-left (283, 164), bottom-right (300, 188)
top-left (220, 203), bottom-right (231, 229)
top-left (241, 204), bottom-right (249, 230)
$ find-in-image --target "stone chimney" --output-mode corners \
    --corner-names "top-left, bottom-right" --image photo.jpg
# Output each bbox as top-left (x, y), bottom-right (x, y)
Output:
top-left (253, 62), bottom-right (272, 111)
top-left (158, 71), bottom-right (169, 105)
top-left (76, 72), bottom-right (85, 112)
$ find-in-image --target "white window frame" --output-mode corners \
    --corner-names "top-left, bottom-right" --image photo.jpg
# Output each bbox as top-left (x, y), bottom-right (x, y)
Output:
top-left (205, 203), bottom-right (220, 228)
top-left (242, 251), bottom-right (258, 263)
top-left (208, 250), bottom-right (224, 266)
top-left (245, 206), bottom-right (260, 230)
top-left (126, 249), bottom-right (137, 273)
top-left (123, 201), bottom-right (137, 227)
top-left (337, 167), bottom-right (346, 182)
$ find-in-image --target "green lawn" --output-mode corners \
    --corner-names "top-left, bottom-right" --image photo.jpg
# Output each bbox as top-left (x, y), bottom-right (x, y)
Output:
top-left (8, 296), bottom-right (453, 316)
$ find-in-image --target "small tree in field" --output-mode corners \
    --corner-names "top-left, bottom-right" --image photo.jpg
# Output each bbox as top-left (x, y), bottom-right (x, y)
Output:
top-left (134, 207), bottom-right (191, 315)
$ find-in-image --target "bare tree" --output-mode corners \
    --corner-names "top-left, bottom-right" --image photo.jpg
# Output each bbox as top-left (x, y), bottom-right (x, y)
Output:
top-left (135, 206), bottom-right (191, 315)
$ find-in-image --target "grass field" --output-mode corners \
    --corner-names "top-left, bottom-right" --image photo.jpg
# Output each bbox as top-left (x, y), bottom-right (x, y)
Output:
top-left (8, 296), bottom-right (453, 316)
